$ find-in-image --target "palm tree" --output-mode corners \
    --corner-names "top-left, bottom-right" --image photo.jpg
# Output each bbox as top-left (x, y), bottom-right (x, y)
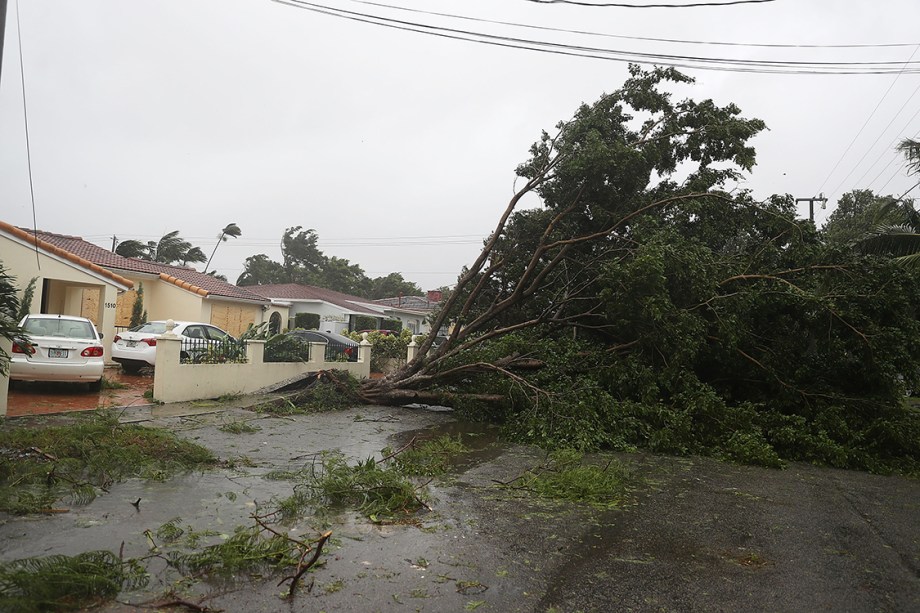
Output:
top-left (114, 239), bottom-right (152, 260)
top-left (203, 223), bottom-right (241, 274)
top-left (899, 138), bottom-right (920, 175)
top-left (857, 139), bottom-right (920, 266)
top-left (859, 201), bottom-right (920, 266)
top-left (115, 232), bottom-right (208, 266)
top-left (0, 261), bottom-right (23, 375)
top-left (182, 247), bottom-right (207, 266)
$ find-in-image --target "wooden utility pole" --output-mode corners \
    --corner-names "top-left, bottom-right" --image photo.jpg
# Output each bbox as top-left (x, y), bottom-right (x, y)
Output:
top-left (796, 193), bottom-right (828, 223)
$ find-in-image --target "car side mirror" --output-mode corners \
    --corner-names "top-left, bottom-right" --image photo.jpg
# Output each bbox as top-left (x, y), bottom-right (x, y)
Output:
top-left (99, 333), bottom-right (104, 340)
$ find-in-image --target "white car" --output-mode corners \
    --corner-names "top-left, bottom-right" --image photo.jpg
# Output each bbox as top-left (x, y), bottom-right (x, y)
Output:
top-left (111, 320), bottom-right (235, 373)
top-left (11, 314), bottom-right (105, 391)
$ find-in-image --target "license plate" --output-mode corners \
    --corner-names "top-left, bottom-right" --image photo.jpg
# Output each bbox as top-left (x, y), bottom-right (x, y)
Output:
top-left (48, 348), bottom-right (68, 359)
top-left (127, 341), bottom-right (137, 348)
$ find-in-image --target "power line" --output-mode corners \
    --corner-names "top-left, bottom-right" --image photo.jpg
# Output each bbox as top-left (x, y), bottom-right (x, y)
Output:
top-left (874, 161), bottom-right (909, 195)
top-left (826, 77), bottom-right (920, 200)
top-left (521, 0), bottom-right (777, 7)
top-left (347, 0), bottom-right (918, 49)
top-left (851, 102), bottom-right (920, 188)
top-left (813, 44), bottom-right (920, 198)
top-left (867, 130), bottom-right (920, 193)
top-left (14, 0), bottom-right (40, 270)
top-left (270, 0), bottom-right (920, 75)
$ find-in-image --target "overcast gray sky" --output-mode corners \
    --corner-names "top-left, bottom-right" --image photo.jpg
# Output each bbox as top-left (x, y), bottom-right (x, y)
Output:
top-left (2, 0), bottom-right (919, 291)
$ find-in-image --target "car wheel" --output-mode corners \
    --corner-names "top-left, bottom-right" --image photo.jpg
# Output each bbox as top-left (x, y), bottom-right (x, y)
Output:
top-left (122, 363), bottom-right (143, 375)
top-left (87, 378), bottom-right (103, 393)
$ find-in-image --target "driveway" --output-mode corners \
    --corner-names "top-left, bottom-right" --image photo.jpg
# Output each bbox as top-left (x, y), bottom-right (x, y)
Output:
top-left (5, 368), bottom-right (152, 417)
top-left (1, 402), bottom-right (917, 612)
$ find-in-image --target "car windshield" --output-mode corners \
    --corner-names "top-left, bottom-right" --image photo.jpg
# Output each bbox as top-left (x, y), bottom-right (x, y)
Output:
top-left (24, 318), bottom-right (96, 339)
top-left (133, 322), bottom-right (168, 334)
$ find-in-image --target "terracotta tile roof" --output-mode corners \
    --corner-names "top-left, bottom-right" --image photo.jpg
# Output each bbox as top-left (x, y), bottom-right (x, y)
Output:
top-left (246, 283), bottom-right (386, 316)
top-left (26, 228), bottom-right (267, 303)
top-left (0, 221), bottom-right (133, 289)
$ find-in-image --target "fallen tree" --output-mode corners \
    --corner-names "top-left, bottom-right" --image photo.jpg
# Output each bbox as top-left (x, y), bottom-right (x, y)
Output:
top-left (360, 65), bottom-right (766, 405)
top-left (350, 65), bottom-right (920, 473)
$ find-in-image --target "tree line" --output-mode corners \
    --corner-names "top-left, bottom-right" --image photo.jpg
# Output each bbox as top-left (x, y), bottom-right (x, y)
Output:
top-left (114, 223), bottom-right (423, 300)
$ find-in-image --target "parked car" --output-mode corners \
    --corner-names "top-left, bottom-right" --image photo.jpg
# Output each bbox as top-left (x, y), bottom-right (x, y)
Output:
top-left (10, 314), bottom-right (105, 391)
top-left (111, 320), bottom-right (236, 373)
top-left (284, 329), bottom-right (359, 362)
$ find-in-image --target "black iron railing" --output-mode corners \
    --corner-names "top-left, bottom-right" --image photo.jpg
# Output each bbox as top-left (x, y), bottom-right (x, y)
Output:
top-left (179, 338), bottom-right (248, 364)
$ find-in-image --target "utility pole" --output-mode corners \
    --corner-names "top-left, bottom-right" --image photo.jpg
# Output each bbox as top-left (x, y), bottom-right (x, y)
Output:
top-left (796, 193), bottom-right (828, 223)
top-left (111, 235), bottom-right (118, 252)
top-left (0, 0), bottom-right (8, 86)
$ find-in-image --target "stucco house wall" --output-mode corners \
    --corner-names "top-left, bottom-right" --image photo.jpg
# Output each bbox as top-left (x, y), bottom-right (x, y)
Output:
top-left (286, 300), bottom-right (350, 333)
top-left (0, 222), bottom-right (132, 363)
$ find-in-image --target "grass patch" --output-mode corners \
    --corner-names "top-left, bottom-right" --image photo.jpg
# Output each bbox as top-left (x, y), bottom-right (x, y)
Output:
top-left (384, 435), bottom-right (468, 477)
top-left (218, 420), bottom-right (261, 434)
top-left (510, 449), bottom-right (633, 508)
top-left (302, 436), bottom-right (471, 521)
top-left (0, 411), bottom-right (217, 515)
top-left (0, 550), bottom-right (148, 613)
top-left (310, 453), bottom-right (423, 521)
top-left (166, 525), bottom-right (299, 579)
top-left (100, 376), bottom-right (127, 390)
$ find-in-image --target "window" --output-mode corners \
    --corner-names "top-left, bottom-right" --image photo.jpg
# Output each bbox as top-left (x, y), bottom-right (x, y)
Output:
top-left (204, 326), bottom-right (230, 341)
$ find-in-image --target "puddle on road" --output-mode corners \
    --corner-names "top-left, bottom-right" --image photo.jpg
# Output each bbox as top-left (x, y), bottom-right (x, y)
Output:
top-left (393, 417), bottom-right (510, 472)
top-left (0, 406), bottom-right (540, 611)
top-left (6, 369), bottom-right (152, 417)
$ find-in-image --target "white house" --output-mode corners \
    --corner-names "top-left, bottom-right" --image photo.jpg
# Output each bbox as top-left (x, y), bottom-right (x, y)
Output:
top-left (247, 284), bottom-right (432, 334)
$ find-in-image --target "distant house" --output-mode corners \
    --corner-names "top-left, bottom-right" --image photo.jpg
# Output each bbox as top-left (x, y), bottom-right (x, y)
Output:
top-left (374, 291), bottom-right (442, 315)
top-left (24, 229), bottom-right (282, 338)
top-left (247, 283), bottom-right (432, 334)
top-left (0, 220), bottom-right (133, 362)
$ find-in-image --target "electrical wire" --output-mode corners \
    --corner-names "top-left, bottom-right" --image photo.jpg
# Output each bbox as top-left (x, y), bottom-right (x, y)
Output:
top-left (522, 0), bottom-right (777, 7)
top-left (851, 102), bottom-right (920, 189)
top-left (826, 78), bottom-right (920, 200)
top-left (15, 0), bottom-right (40, 270)
top-left (346, 0), bottom-right (918, 49)
top-left (865, 133), bottom-right (918, 193)
top-left (270, 0), bottom-right (920, 75)
top-left (813, 44), bottom-right (920, 198)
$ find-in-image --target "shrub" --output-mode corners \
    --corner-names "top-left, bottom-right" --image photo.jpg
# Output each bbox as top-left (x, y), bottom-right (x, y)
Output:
top-left (293, 312), bottom-right (320, 330)
top-left (343, 329), bottom-right (411, 372)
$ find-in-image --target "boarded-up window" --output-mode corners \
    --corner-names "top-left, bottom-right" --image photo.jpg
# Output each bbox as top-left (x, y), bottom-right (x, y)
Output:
top-left (210, 303), bottom-right (259, 337)
top-left (81, 289), bottom-right (101, 325)
top-left (116, 290), bottom-right (137, 327)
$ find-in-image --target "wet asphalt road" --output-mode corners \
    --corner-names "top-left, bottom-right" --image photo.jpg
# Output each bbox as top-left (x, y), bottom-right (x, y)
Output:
top-left (1, 400), bottom-right (918, 612)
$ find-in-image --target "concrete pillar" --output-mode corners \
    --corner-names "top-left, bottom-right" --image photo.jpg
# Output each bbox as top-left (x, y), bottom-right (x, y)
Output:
top-left (407, 336), bottom-right (418, 362)
top-left (98, 285), bottom-right (120, 364)
top-left (152, 324), bottom-right (181, 402)
top-left (309, 342), bottom-right (327, 365)
top-left (246, 340), bottom-right (265, 364)
top-left (359, 332), bottom-right (371, 365)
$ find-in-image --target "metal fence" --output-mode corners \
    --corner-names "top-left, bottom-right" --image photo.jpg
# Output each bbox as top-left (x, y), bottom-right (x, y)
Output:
top-left (178, 338), bottom-right (248, 364)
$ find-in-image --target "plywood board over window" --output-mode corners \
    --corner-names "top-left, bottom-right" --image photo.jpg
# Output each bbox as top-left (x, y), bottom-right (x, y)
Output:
top-left (210, 304), bottom-right (259, 337)
top-left (81, 288), bottom-right (101, 324)
top-left (115, 289), bottom-right (138, 327)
